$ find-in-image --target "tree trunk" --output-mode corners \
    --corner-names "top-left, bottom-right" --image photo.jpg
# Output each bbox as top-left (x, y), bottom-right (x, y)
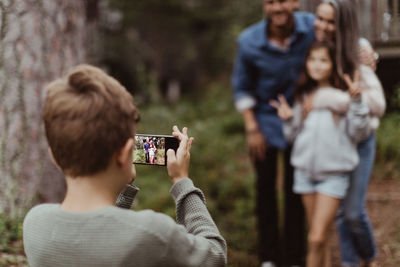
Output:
top-left (0, 0), bottom-right (91, 217)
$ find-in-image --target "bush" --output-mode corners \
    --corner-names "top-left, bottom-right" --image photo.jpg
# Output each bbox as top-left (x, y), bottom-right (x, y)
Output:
top-left (374, 113), bottom-right (400, 179)
top-left (132, 82), bottom-right (258, 261)
top-left (0, 215), bottom-right (23, 253)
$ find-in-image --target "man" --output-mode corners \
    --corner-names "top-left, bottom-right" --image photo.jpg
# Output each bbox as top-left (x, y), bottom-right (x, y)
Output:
top-left (23, 64), bottom-right (227, 267)
top-left (291, 0), bottom-right (300, 11)
top-left (232, 1), bottom-right (315, 266)
top-left (144, 137), bottom-right (150, 163)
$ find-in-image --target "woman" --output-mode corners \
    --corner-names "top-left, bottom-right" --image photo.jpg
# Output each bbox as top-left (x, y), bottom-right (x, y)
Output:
top-left (311, 1), bottom-right (386, 266)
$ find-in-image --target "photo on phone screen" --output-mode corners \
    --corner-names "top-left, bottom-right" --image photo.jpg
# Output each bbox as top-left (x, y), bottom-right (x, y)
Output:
top-left (133, 134), bottom-right (179, 166)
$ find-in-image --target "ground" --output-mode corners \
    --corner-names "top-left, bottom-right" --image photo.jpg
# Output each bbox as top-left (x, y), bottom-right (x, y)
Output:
top-left (331, 178), bottom-right (400, 266)
top-left (1, 178), bottom-right (399, 267)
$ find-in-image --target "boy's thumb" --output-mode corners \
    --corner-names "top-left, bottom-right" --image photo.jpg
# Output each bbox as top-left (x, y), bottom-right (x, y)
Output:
top-left (166, 149), bottom-right (176, 163)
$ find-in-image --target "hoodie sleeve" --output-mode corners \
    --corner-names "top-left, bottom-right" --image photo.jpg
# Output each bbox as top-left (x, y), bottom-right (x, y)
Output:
top-left (346, 97), bottom-right (371, 143)
top-left (359, 65), bottom-right (386, 117)
top-left (283, 102), bottom-right (303, 143)
top-left (312, 88), bottom-right (351, 114)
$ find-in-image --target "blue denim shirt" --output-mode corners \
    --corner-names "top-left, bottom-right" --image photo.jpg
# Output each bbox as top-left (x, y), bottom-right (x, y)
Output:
top-left (232, 12), bottom-right (315, 149)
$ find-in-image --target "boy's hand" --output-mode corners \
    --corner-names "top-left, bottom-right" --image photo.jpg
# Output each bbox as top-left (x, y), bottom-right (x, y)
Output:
top-left (167, 126), bottom-right (194, 184)
top-left (270, 94), bottom-right (293, 121)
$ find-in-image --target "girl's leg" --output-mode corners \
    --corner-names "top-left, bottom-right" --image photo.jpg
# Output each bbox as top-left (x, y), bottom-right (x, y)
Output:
top-left (336, 134), bottom-right (377, 266)
top-left (307, 193), bottom-right (341, 267)
top-left (301, 193), bottom-right (316, 227)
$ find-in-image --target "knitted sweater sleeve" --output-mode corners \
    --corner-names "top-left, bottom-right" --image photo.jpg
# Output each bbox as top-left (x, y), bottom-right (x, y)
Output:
top-left (164, 178), bottom-right (227, 267)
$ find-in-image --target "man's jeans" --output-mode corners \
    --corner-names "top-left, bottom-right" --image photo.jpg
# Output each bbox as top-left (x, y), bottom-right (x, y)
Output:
top-left (254, 146), bottom-right (305, 266)
top-left (336, 134), bottom-right (377, 266)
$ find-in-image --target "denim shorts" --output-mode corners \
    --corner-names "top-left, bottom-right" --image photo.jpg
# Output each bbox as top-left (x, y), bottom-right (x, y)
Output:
top-left (293, 169), bottom-right (350, 199)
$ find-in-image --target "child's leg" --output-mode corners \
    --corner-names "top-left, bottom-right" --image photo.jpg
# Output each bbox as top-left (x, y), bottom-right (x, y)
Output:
top-left (301, 193), bottom-right (316, 226)
top-left (307, 193), bottom-right (341, 267)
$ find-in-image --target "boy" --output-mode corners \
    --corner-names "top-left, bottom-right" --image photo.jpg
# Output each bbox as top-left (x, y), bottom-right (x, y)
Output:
top-left (23, 64), bottom-right (227, 267)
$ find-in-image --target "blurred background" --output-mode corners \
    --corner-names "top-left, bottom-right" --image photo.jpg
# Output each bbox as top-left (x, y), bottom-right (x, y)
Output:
top-left (0, 0), bottom-right (399, 266)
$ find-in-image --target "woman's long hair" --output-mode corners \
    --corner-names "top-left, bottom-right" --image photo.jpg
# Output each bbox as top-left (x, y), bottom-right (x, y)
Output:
top-left (324, 0), bottom-right (360, 79)
top-left (294, 41), bottom-right (346, 101)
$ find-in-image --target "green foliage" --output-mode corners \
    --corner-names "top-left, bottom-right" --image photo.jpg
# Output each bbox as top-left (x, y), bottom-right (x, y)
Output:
top-left (374, 113), bottom-right (400, 179)
top-left (102, 0), bottom-right (262, 100)
top-left (132, 82), bottom-right (258, 261)
top-left (0, 215), bottom-right (23, 253)
top-left (392, 86), bottom-right (400, 109)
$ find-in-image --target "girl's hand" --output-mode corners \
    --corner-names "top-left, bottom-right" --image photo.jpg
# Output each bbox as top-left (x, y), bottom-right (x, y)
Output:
top-left (270, 94), bottom-right (293, 121)
top-left (344, 71), bottom-right (361, 99)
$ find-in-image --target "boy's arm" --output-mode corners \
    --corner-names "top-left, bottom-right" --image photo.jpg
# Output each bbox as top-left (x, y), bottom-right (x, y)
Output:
top-left (164, 178), bottom-right (227, 267)
top-left (163, 126), bottom-right (227, 266)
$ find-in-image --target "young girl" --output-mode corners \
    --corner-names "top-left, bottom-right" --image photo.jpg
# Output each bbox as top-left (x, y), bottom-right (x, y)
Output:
top-left (270, 41), bottom-right (370, 267)
top-left (149, 142), bottom-right (156, 164)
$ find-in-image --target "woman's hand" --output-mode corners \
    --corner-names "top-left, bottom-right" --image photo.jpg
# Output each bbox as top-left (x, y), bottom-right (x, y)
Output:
top-left (270, 94), bottom-right (294, 121)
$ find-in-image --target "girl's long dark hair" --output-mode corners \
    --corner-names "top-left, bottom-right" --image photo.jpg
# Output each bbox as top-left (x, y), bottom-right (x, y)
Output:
top-left (294, 41), bottom-right (346, 101)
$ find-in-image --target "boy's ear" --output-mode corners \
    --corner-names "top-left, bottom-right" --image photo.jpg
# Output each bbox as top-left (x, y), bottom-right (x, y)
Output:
top-left (48, 148), bottom-right (62, 172)
top-left (116, 138), bottom-right (134, 169)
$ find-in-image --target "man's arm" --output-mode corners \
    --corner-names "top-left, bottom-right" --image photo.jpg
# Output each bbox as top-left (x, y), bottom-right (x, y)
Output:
top-left (232, 41), bottom-right (266, 160)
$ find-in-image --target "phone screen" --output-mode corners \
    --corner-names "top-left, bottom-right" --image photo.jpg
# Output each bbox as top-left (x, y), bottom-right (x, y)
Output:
top-left (133, 134), bottom-right (178, 166)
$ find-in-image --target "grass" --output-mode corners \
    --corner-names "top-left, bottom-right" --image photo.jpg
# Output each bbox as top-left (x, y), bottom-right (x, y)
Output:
top-left (0, 215), bottom-right (23, 253)
top-left (373, 113), bottom-right (400, 180)
top-left (132, 83), bottom-right (258, 264)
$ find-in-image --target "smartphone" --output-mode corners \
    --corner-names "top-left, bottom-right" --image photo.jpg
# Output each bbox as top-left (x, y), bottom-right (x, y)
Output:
top-left (133, 134), bottom-right (179, 166)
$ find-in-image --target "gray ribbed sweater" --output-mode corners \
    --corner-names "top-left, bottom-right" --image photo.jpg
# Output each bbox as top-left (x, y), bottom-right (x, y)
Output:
top-left (23, 178), bottom-right (227, 267)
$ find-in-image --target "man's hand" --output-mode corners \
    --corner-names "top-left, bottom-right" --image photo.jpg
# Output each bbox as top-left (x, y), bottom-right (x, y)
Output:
top-left (246, 130), bottom-right (267, 161)
top-left (270, 94), bottom-right (294, 121)
top-left (242, 109), bottom-right (266, 160)
top-left (167, 126), bottom-right (194, 184)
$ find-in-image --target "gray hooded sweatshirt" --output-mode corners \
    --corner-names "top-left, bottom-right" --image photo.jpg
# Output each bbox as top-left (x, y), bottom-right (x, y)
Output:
top-left (284, 87), bottom-right (370, 181)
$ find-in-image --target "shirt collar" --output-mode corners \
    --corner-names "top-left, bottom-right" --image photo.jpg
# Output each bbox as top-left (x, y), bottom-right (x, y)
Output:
top-left (255, 12), bottom-right (310, 49)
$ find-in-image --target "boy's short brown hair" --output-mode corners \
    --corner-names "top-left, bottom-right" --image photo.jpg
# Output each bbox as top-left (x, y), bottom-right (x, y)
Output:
top-left (43, 64), bottom-right (140, 177)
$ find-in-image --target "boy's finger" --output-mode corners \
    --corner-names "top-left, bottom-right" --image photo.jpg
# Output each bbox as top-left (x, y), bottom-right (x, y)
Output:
top-left (182, 127), bottom-right (188, 137)
top-left (187, 137), bottom-right (194, 153)
top-left (177, 135), bottom-right (188, 157)
top-left (172, 125), bottom-right (184, 141)
top-left (166, 148), bottom-right (176, 163)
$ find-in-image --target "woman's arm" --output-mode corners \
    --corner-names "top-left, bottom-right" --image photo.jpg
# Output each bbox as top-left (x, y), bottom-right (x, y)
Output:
top-left (359, 65), bottom-right (386, 117)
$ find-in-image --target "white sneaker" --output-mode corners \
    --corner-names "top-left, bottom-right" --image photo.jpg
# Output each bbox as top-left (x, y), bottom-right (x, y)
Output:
top-left (261, 262), bottom-right (277, 267)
